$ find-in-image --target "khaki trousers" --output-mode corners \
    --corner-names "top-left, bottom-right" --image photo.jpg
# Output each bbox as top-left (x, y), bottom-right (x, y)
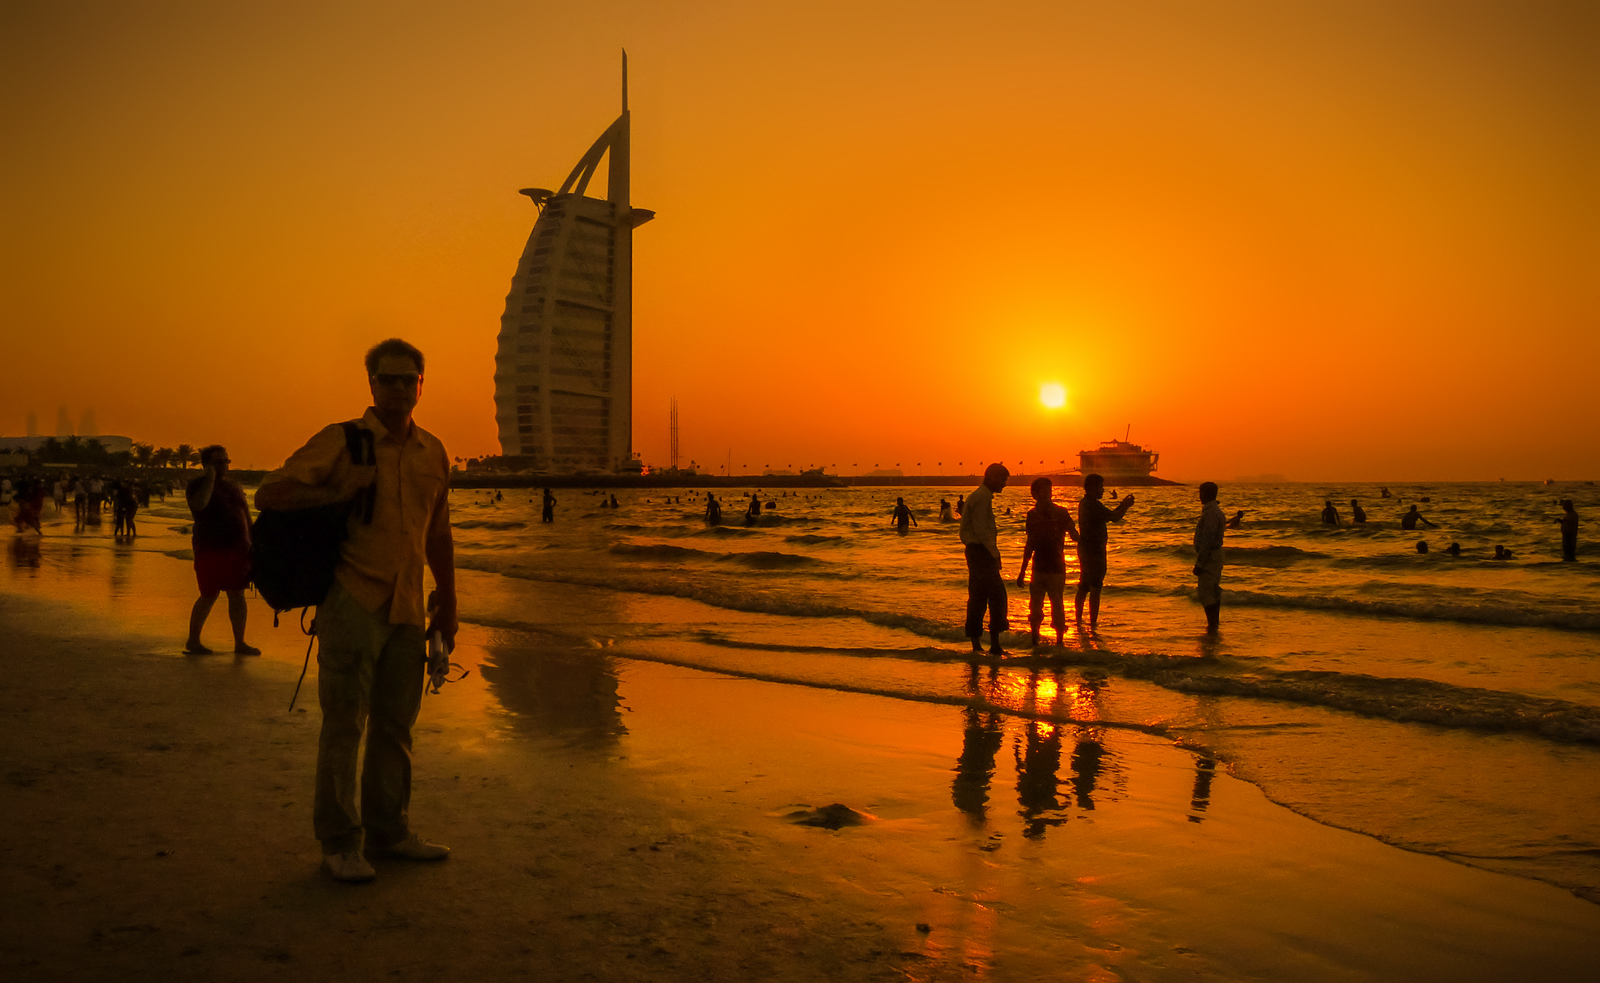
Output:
top-left (1196, 552), bottom-right (1225, 607)
top-left (313, 579), bottom-right (426, 854)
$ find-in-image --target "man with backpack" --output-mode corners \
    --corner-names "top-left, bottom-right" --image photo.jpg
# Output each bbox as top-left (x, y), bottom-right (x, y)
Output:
top-left (256, 338), bottom-right (457, 883)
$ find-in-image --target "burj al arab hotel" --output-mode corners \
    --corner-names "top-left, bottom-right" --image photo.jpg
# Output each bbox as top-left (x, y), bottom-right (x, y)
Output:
top-left (493, 57), bottom-right (654, 471)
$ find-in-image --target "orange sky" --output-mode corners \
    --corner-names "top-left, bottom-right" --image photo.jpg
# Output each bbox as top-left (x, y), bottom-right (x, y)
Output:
top-left (4, 1), bottom-right (1596, 480)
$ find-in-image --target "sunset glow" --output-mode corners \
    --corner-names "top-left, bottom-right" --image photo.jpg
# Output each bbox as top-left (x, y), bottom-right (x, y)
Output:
top-left (3, 2), bottom-right (1595, 480)
top-left (1040, 384), bottom-right (1068, 410)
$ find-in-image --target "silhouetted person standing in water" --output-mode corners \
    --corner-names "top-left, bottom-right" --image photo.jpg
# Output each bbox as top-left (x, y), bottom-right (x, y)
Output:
top-left (1350, 499), bottom-right (1367, 524)
top-left (1193, 482), bottom-right (1225, 634)
top-left (1321, 500), bottom-right (1340, 526)
top-left (746, 493), bottom-right (761, 522)
top-left (705, 493), bottom-right (721, 525)
top-left (1557, 500), bottom-right (1579, 561)
top-left (185, 445), bottom-right (259, 656)
top-left (1401, 504), bottom-right (1435, 530)
top-left (541, 488), bottom-right (556, 523)
top-left (1017, 477), bottom-right (1077, 646)
top-left (1225, 509), bottom-right (1245, 529)
top-left (939, 499), bottom-right (954, 522)
top-left (960, 464), bottom-right (1010, 655)
top-left (1445, 542), bottom-right (1462, 556)
top-left (891, 497), bottom-right (917, 532)
top-left (1076, 474), bottom-right (1134, 632)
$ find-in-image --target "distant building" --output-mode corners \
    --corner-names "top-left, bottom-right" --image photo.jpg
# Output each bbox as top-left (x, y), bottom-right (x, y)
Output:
top-left (492, 57), bottom-right (654, 472)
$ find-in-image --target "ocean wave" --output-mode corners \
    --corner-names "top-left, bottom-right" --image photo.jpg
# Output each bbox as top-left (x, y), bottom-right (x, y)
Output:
top-left (452, 519), bottom-right (527, 531)
top-left (1224, 588), bottom-right (1600, 631)
top-left (466, 609), bottom-right (1600, 748)
top-left (1136, 544), bottom-right (1328, 567)
top-left (715, 550), bottom-right (822, 569)
top-left (609, 543), bottom-right (713, 562)
top-left (455, 554), bottom-right (962, 641)
top-left (785, 534), bottom-right (845, 546)
top-left (606, 543), bottom-right (826, 570)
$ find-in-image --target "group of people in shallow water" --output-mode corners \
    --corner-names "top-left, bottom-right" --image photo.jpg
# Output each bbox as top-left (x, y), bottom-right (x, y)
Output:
top-left (957, 464), bottom-right (1153, 654)
top-left (2, 471), bottom-right (172, 539)
top-left (1318, 496), bottom-right (1579, 561)
top-left (950, 466), bottom-right (1586, 656)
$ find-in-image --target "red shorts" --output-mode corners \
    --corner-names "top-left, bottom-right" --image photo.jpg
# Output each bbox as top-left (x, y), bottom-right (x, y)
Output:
top-left (195, 547), bottom-right (252, 596)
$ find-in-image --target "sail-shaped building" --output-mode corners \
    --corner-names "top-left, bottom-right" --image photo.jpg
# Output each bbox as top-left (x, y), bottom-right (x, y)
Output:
top-left (493, 58), bottom-right (654, 471)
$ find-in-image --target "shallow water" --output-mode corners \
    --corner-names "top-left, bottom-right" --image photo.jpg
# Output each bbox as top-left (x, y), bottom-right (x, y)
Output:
top-left (443, 480), bottom-right (1600, 903)
top-left (7, 479), bottom-right (1600, 918)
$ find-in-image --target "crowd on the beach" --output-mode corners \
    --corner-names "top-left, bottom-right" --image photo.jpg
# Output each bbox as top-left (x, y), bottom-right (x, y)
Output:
top-left (2, 471), bottom-right (175, 538)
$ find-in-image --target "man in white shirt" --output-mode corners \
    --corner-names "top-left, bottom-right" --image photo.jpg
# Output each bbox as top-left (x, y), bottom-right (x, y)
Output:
top-left (1193, 481), bottom-right (1226, 634)
top-left (959, 464), bottom-right (1010, 655)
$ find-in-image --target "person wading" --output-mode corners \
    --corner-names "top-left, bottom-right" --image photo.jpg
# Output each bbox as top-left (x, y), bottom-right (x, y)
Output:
top-left (960, 464), bottom-right (1010, 656)
top-left (1193, 482), bottom-right (1226, 635)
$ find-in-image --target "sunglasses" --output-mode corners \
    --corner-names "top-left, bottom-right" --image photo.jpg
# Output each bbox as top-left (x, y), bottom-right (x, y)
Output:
top-left (372, 373), bottom-right (422, 388)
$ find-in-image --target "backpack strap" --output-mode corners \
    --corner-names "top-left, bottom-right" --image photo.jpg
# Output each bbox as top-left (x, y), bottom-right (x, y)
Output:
top-left (339, 421), bottom-right (377, 525)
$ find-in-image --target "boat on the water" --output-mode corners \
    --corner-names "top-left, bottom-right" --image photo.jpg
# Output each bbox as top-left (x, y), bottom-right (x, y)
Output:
top-left (1078, 427), bottom-right (1160, 480)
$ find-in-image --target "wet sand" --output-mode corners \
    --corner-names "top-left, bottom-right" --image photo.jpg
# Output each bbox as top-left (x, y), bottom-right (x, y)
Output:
top-left (5, 528), bottom-right (1600, 981)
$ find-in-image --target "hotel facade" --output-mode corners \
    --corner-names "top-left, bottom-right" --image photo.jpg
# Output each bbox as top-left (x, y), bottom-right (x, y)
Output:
top-left (492, 64), bottom-right (653, 471)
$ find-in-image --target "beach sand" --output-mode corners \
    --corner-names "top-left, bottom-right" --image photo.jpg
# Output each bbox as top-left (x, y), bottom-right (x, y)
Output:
top-left (5, 533), bottom-right (1600, 981)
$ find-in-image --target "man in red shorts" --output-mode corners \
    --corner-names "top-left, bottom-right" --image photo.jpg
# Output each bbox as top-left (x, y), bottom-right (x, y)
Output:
top-left (185, 444), bottom-right (260, 655)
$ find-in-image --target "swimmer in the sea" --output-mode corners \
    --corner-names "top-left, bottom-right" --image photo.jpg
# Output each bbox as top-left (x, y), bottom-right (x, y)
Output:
top-left (1350, 499), bottom-right (1367, 524)
top-left (891, 497), bottom-right (917, 532)
top-left (1493, 544), bottom-right (1513, 560)
top-left (1401, 505), bottom-right (1435, 531)
top-left (1444, 542), bottom-right (1461, 556)
top-left (1321, 501), bottom-right (1340, 526)
top-left (1226, 509), bottom-right (1246, 529)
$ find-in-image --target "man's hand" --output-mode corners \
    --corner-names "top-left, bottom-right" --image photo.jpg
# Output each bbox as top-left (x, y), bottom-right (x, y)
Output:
top-left (427, 597), bottom-right (459, 650)
top-left (1015, 574), bottom-right (1027, 588)
top-left (1193, 564), bottom-right (1204, 576)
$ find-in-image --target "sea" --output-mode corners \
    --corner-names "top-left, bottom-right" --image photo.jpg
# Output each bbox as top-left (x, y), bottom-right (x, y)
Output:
top-left (6, 476), bottom-right (1600, 924)
top-left (445, 479), bottom-right (1600, 903)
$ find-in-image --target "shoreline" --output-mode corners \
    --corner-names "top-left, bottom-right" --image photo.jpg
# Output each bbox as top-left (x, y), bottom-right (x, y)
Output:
top-left (6, 533), bottom-right (1600, 980)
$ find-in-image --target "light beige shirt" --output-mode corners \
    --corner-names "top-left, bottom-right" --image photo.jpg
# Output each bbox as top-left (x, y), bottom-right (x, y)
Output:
top-left (959, 484), bottom-right (1000, 559)
top-left (261, 407), bottom-right (451, 625)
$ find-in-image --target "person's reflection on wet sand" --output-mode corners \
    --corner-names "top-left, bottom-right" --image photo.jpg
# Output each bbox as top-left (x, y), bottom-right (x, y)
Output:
top-left (1014, 721), bottom-right (1065, 838)
top-left (10, 535), bottom-right (42, 570)
top-left (952, 706), bottom-right (1004, 826)
top-left (1069, 729), bottom-right (1107, 810)
top-left (479, 642), bottom-right (628, 748)
top-left (1188, 756), bottom-right (1217, 823)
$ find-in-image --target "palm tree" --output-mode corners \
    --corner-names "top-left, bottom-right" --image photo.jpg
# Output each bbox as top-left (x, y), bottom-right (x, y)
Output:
top-left (186, 449), bottom-right (201, 469)
top-left (153, 447), bottom-right (174, 469)
top-left (174, 444), bottom-right (194, 469)
top-left (133, 443), bottom-right (154, 467)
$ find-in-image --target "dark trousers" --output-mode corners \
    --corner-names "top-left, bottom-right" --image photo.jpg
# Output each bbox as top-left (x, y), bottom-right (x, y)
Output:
top-left (1563, 530), bottom-right (1577, 562)
top-left (965, 543), bottom-right (1008, 639)
top-left (313, 580), bottom-right (426, 854)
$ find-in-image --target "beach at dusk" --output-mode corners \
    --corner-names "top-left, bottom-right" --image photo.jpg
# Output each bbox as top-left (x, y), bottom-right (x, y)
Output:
top-left (6, 486), bottom-right (1600, 980)
top-left (5, 1), bottom-right (1598, 979)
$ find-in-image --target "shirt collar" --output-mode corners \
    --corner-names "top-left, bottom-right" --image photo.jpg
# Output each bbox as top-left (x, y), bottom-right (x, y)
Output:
top-left (361, 406), bottom-right (420, 447)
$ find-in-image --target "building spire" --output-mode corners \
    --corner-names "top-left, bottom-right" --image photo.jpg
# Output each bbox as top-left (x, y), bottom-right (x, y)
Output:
top-left (622, 49), bottom-right (628, 113)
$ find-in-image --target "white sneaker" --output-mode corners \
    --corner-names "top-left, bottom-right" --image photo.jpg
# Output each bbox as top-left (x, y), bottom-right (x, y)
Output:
top-left (321, 850), bottom-right (376, 882)
top-left (371, 833), bottom-right (450, 861)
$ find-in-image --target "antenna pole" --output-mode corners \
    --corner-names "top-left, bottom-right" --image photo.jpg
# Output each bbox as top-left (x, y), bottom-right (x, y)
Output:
top-left (622, 49), bottom-right (628, 112)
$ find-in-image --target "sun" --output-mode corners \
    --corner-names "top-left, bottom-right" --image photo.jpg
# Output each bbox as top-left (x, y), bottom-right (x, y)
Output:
top-left (1039, 382), bottom-right (1067, 409)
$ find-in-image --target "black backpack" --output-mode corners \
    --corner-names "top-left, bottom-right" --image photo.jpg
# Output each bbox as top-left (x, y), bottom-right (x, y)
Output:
top-left (251, 422), bottom-right (375, 619)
